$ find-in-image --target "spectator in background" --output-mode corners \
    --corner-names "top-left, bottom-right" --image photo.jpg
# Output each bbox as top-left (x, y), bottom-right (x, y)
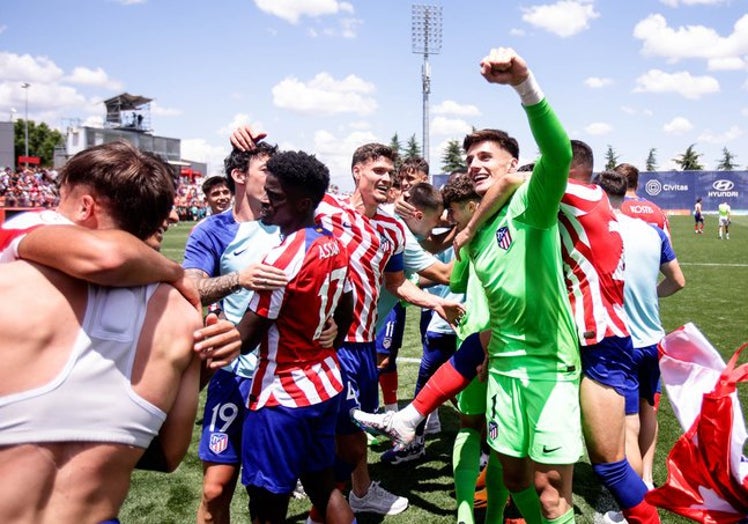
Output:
top-left (202, 175), bottom-right (233, 215)
top-left (693, 197), bottom-right (705, 234)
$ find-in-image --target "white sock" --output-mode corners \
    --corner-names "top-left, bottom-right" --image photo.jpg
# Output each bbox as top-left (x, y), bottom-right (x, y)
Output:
top-left (400, 404), bottom-right (426, 428)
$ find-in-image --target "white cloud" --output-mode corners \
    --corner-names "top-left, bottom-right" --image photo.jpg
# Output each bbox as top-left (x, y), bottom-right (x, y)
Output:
top-left (432, 100), bottom-right (480, 117)
top-left (697, 125), bottom-right (743, 144)
top-left (742, 107), bottom-right (748, 117)
top-left (521, 1), bottom-right (600, 38)
top-left (663, 116), bottom-right (693, 134)
top-left (584, 122), bottom-right (613, 135)
top-left (81, 115), bottom-right (104, 128)
top-left (216, 113), bottom-right (267, 138)
top-left (707, 57), bottom-right (746, 71)
top-left (634, 69), bottom-right (719, 99)
top-left (254, 0), bottom-right (354, 24)
top-left (347, 120), bottom-right (371, 130)
top-left (633, 13), bottom-right (748, 64)
top-left (509, 28), bottom-right (526, 37)
top-left (0, 51), bottom-right (64, 83)
top-left (584, 77), bottom-right (613, 88)
top-left (620, 105), bottom-right (654, 117)
top-left (181, 138), bottom-right (229, 177)
top-left (272, 72), bottom-right (377, 116)
top-left (431, 116), bottom-right (472, 137)
top-left (66, 66), bottom-right (122, 90)
top-left (313, 128), bottom-right (379, 188)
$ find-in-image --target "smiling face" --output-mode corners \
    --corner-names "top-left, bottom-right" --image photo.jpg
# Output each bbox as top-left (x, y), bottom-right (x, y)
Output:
top-left (465, 141), bottom-right (516, 196)
top-left (353, 156), bottom-right (394, 205)
top-left (204, 183), bottom-right (232, 214)
top-left (447, 200), bottom-right (478, 231)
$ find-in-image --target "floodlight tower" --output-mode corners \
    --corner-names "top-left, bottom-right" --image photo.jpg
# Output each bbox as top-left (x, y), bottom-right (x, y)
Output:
top-left (411, 4), bottom-right (442, 167)
top-left (21, 82), bottom-right (30, 166)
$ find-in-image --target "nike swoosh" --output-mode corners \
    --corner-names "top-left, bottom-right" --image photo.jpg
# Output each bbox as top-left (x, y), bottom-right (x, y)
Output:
top-left (233, 248), bottom-right (248, 256)
top-left (542, 445), bottom-right (561, 453)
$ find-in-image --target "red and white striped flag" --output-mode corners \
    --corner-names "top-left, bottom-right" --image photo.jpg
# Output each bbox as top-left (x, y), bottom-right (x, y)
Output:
top-left (646, 323), bottom-right (748, 523)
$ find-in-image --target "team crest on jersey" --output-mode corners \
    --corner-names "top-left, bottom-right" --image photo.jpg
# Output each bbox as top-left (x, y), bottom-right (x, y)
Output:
top-left (209, 432), bottom-right (229, 454)
top-left (488, 421), bottom-right (499, 440)
top-left (495, 227), bottom-right (512, 250)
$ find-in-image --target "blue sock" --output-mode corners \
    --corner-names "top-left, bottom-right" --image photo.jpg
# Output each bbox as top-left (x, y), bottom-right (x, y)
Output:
top-left (450, 332), bottom-right (483, 380)
top-left (592, 459), bottom-right (647, 509)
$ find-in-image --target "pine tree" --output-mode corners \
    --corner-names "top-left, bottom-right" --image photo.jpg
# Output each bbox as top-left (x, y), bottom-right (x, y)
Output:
top-left (604, 145), bottom-right (619, 170)
top-left (673, 144), bottom-right (704, 171)
top-left (440, 139), bottom-right (466, 173)
top-left (645, 148), bottom-right (657, 171)
top-left (716, 147), bottom-right (737, 171)
top-left (405, 134), bottom-right (421, 158)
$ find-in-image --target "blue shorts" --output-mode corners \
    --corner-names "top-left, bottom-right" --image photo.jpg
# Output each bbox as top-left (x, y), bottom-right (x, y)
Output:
top-left (581, 336), bottom-right (638, 407)
top-left (632, 344), bottom-right (661, 410)
top-left (241, 395), bottom-right (340, 494)
top-left (198, 369), bottom-right (252, 464)
top-left (375, 303), bottom-right (406, 370)
top-left (336, 341), bottom-right (379, 434)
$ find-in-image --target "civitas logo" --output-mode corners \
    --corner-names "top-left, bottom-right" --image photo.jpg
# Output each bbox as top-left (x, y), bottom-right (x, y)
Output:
top-left (645, 179), bottom-right (662, 196)
top-left (712, 179), bottom-right (735, 191)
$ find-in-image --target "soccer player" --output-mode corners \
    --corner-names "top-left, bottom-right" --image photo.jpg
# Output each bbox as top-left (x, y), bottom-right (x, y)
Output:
top-left (202, 175), bottom-right (233, 215)
top-left (718, 200), bottom-right (731, 239)
top-left (375, 158), bottom-right (433, 418)
top-left (230, 132), bottom-right (464, 520)
top-left (693, 197), bottom-right (705, 234)
top-left (0, 141), bottom-right (203, 523)
top-left (236, 150), bottom-right (355, 524)
top-left (455, 140), bottom-right (661, 522)
top-left (596, 170), bottom-right (685, 523)
top-left (615, 162), bottom-right (671, 239)
top-left (377, 181), bottom-right (454, 464)
top-left (184, 142), bottom-right (291, 524)
top-left (356, 46), bottom-right (582, 523)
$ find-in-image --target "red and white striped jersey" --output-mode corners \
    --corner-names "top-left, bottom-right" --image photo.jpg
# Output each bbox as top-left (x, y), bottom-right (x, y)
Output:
top-left (0, 210), bottom-right (70, 262)
top-left (620, 196), bottom-right (671, 239)
top-left (248, 226), bottom-right (350, 409)
top-left (559, 180), bottom-right (629, 346)
top-left (315, 193), bottom-right (405, 343)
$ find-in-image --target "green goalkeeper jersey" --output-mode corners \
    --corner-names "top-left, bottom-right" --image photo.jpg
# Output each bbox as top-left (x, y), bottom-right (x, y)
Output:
top-left (466, 99), bottom-right (579, 382)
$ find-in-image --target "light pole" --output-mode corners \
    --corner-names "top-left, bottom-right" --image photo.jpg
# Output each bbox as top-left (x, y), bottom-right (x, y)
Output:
top-left (411, 5), bottom-right (442, 169)
top-left (21, 82), bottom-right (30, 168)
top-left (10, 108), bottom-right (16, 122)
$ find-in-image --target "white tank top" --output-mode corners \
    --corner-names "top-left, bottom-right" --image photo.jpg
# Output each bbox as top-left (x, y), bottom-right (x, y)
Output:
top-left (0, 284), bottom-right (166, 448)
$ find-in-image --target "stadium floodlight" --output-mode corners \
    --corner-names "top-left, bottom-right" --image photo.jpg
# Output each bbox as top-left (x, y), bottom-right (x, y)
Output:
top-left (21, 82), bottom-right (30, 167)
top-left (411, 4), bottom-right (442, 168)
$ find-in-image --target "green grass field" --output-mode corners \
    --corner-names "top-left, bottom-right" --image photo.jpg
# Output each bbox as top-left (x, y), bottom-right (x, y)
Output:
top-left (122, 215), bottom-right (748, 523)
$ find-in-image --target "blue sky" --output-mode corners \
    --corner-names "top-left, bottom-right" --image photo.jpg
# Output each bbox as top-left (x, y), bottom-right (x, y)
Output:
top-left (2, 0), bottom-right (747, 190)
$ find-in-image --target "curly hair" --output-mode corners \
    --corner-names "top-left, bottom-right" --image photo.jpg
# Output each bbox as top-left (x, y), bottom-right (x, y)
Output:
top-left (266, 150), bottom-right (330, 207)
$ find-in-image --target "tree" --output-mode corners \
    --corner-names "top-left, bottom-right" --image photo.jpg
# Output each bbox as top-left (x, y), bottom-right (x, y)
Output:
top-left (14, 119), bottom-right (64, 166)
top-left (645, 148), bottom-right (657, 171)
top-left (604, 145), bottom-right (618, 170)
top-left (673, 144), bottom-right (704, 171)
top-left (389, 133), bottom-right (403, 159)
top-left (405, 134), bottom-right (421, 159)
top-left (440, 139), bottom-right (466, 173)
top-left (716, 147), bottom-right (737, 171)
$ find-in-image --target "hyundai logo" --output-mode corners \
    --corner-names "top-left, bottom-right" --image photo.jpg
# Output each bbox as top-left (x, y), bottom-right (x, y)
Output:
top-left (645, 179), bottom-right (662, 196)
top-left (712, 179), bottom-right (734, 191)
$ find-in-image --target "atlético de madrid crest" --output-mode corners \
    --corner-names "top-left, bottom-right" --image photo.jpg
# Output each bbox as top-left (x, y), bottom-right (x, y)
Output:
top-left (495, 226), bottom-right (512, 250)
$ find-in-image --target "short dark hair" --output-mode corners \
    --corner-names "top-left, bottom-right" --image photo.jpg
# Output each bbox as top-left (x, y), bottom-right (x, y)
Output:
top-left (399, 156), bottom-right (429, 177)
top-left (58, 140), bottom-right (174, 240)
top-left (223, 142), bottom-right (279, 193)
top-left (202, 175), bottom-right (231, 196)
top-left (571, 140), bottom-right (594, 173)
top-left (266, 150), bottom-right (330, 208)
top-left (351, 143), bottom-right (398, 171)
top-left (406, 182), bottom-right (442, 212)
top-left (614, 162), bottom-right (639, 190)
top-left (517, 162), bottom-right (536, 172)
top-left (463, 129), bottom-right (519, 160)
top-left (595, 170), bottom-right (627, 199)
top-left (441, 172), bottom-right (480, 208)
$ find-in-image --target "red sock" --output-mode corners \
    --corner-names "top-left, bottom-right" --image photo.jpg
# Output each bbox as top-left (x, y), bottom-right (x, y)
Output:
top-left (623, 499), bottom-right (660, 524)
top-left (379, 371), bottom-right (398, 406)
top-left (412, 361), bottom-right (472, 416)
